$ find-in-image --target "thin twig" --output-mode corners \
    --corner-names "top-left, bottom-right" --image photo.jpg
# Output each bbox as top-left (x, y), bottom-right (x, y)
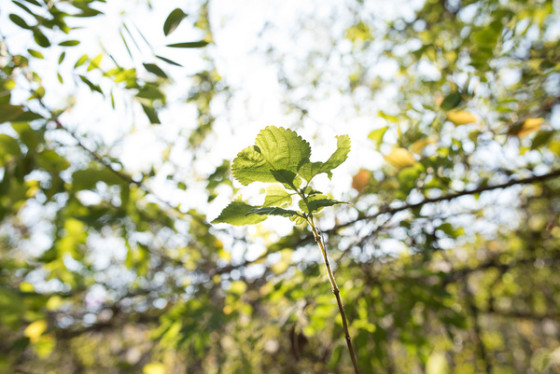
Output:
top-left (328, 168), bottom-right (560, 233)
top-left (308, 218), bottom-right (360, 374)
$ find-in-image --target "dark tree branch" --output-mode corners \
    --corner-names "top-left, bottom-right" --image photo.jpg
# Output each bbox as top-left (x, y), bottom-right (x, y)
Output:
top-left (328, 168), bottom-right (560, 233)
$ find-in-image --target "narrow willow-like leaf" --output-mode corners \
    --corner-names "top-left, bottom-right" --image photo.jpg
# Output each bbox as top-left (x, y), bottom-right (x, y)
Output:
top-left (143, 63), bottom-right (168, 79)
top-left (232, 126), bottom-right (311, 186)
top-left (167, 41), bottom-right (209, 48)
top-left (300, 135), bottom-right (350, 182)
top-left (249, 207), bottom-right (299, 217)
top-left (263, 185), bottom-right (292, 207)
top-left (211, 201), bottom-right (267, 225)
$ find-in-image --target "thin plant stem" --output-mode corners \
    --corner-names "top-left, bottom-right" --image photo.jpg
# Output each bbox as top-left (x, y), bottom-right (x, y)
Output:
top-left (308, 217), bottom-right (360, 374)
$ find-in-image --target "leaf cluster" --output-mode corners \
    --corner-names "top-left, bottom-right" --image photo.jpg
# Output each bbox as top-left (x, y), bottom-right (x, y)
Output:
top-left (212, 126), bottom-right (350, 225)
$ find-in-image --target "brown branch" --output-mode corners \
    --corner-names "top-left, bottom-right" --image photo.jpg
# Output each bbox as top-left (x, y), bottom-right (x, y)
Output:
top-left (328, 168), bottom-right (560, 233)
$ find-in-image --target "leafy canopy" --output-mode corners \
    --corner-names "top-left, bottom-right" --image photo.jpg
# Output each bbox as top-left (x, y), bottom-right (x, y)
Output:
top-left (212, 126), bottom-right (350, 225)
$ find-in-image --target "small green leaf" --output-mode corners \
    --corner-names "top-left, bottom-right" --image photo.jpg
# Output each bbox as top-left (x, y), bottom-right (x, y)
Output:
top-left (249, 207), bottom-right (299, 218)
top-left (163, 8), bottom-right (187, 36)
top-left (141, 104), bottom-right (160, 124)
top-left (530, 130), bottom-right (555, 150)
top-left (0, 104), bottom-right (24, 123)
top-left (32, 28), bottom-right (50, 48)
top-left (143, 63), bottom-right (168, 79)
top-left (440, 91), bottom-right (462, 111)
top-left (58, 51), bottom-right (66, 64)
top-left (156, 55), bottom-right (183, 67)
top-left (74, 54), bottom-right (88, 68)
top-left (368, 126), bottom-right (388, 150)
top-left (27, 49), bottom-right (43, 59)
top-left (36, 150), bottom-right (70, 172)
top-left (9, 14), bottom-right (31, 29)
top-left (58, 40), bottom-right (80, 47)
top-left (300, 134), bottom-right (351, 182)
top-left (87, 53), bottom-right (103, 71)
top-left (299, 194), bottom-right (344, 213)
top-left (136, 86), bottom-right (165, 100)
top-left (263, 185), bottom-right (292, 207)
top-left (79, 75), bottom-right (102, 94)
top-left (12, 122), bottom-right (40, 150)
top-left (232, 126), bottom-right (311, 186)
top-left (166, 41), bottom-right (209, 48)
top-left (211, 201), bottom-right (267, 225)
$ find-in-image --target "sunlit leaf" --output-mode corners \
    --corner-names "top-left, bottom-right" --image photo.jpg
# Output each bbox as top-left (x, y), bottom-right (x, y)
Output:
top-left (58, 40), bottom-right (80, 47)
top-left (249, 206), bottom-right (299, 217)
top-left (263, 184), bottom-right (292, 207)
top-left (518, 117), bottom-right (544, 138)
top-left (24, 320), bottom-right (48, 343)
top-left (299, 134), bottom-right (351, 182)
top-left (232, 126), bottom-right (311, 186)
top-left (384, 147), bottom-right (416, 168)
top-left (446, 110), bottom-right (477, 126)
top-left (143, 362), bottom-right (166, 374)
top-left (212, 201), bottom-right (267, 225)
top-left (368, 126), bottom-right (389, 150)
top-left (27, 49), bottom-right (43, 59)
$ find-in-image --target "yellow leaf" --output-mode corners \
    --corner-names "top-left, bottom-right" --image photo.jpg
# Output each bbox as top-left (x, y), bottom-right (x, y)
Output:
top-left (24, 320), bottom-right (48, 343)
top-left (446, 110), bottom-right (477, 125)
top-left (410, 138), bottom-right (436, 154)
top-left (518, 117), bottom-right (544, 138)
top-left (351, 169), bottom-right (371, 193)
top-left (143, 362), bottom-right (166, 374)
top-left (384, 148), bottom-right (416, 169)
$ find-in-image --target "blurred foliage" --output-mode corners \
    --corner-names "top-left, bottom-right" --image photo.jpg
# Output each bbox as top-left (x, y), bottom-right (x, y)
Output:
top-left (0, 0), bottom-right (560, 373)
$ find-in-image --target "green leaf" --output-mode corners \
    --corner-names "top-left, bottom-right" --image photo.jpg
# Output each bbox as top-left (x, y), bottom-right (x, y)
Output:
top-left (9, 14), bottom-right (31, 29)
top-left (167, 41), bottom-right (209, 48)
top-left (299, 194), bottom-right (344, 213)
top-left (232, 126), bottom-right (311, 186)
top-left (263, 185), bottom-right (292, 207)
top-left (12, 122), bottom-right (40, 150)
top-left (32, 28), bottom-right (50, 48)
top-left (368, 126), bottom-right (388, 150)
top-left (0, 134), bottom-right (21, 155)
top-left (27, 49), bottom-right (43, 59)
top-left (141, 104), bottom-right (160, 124)
top-left (163, 8), bottom-right (187, 36)
top-left (87, 53), bottom-right (103, 71)
top-left (299, 134), bottom-right (351, 182)
top-left (72, 168), bottom-right (125, 191)
top-left (440, 91), bottom-right (462, 111)
top-left (36, 150), bottom-right (70, 172)
top-left (249, 207), bottom-right (299, 218)
top-left (531, 130), bottom-right (555, 150)
top-left (58, 40), bottom-right (80, 47)
top-left (211, 201), bottom-right (267, 225)
top-left (136, 86), bottom-right (165, 100)
top-left (156, 55), bottom-right (183, 67)
top-left (58, 51), bottom-right (66, 64)
top-left (0, 104), bottom-right (24, 123)
top-left (74, 54), bottom-right (88, 68)
top-left (143, 63), bottom-right (168, 79)
top-left (79, 75), bottom-right (102, 94)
